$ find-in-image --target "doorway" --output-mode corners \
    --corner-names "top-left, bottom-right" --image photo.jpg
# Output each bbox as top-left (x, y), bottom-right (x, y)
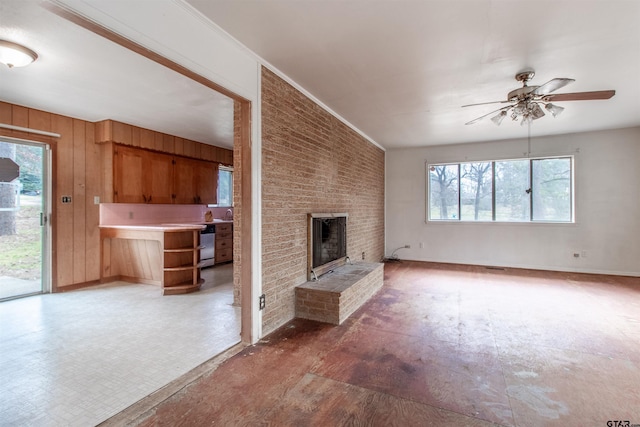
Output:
top-left (0, 138), bottom-right (50, 301)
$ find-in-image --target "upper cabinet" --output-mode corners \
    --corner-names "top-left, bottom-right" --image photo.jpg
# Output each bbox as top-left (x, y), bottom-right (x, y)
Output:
top-left (194, 159), bottom-right (218, 205)
top-left (145, 150), bottom-right (175, 204)
top-left (96, 119), bottom-right (233, 164)
top-left (97, 119), bottom-right (231, 205)
top-left (113, 144), bottom-right (219, 205)
top-left (113, 145), bottom-right (145, 203)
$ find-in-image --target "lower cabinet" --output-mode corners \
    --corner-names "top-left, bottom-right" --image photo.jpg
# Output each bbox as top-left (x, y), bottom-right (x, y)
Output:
top-left (215, 223), bottom-right (233, 263)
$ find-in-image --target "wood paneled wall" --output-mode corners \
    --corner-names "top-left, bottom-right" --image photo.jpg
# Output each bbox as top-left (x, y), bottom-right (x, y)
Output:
top-left (95, 120), bottom-right (233, 165)
top-left (0, 101), bottom-right (232, 290)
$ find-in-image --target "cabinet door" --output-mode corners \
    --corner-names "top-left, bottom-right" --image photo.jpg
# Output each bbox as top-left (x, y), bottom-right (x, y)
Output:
top-left (172, 157), bottom-right (197, 204)
top-left (195, 161), bottom-right (218, 205)
top-left (113, 145), bottom-right (145, 203)
top-left (144, 151), bottom-right (174, 204)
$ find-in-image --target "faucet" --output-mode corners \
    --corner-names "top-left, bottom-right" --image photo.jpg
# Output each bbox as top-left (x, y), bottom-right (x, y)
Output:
top-left (225, 209), bottom-right (233, 221)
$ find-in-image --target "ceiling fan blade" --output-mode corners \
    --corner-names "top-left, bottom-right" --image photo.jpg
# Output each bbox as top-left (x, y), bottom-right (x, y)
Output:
top-left (461, 100), bottom-right (512, 108)
top-left (465, 106), bottom-right (510, 125)
top-left (532, 78), bottom-right (575, 95)
top-left (542, 90), bottom-right (616, 102)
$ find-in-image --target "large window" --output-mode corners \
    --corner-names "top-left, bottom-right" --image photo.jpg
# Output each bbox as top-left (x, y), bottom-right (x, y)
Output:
top-left (428, 157), bottom-right (573, 222)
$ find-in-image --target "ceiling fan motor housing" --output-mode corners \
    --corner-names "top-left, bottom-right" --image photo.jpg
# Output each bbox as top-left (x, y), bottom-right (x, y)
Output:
top-left (508, 85), bottom-right (539, 101)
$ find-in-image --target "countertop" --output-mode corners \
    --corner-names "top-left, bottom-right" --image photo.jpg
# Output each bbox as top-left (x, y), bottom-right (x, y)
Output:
top-left (201, 219), bottom-right (233, 224)
top-left (99, 224), bottom-right (206, 232)
top-left (99, 220), bottom-right (233, 232)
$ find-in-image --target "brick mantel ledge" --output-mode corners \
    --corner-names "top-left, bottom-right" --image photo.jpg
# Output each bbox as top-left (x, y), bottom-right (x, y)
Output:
top-left (295, 262), bottom-right (384, 325)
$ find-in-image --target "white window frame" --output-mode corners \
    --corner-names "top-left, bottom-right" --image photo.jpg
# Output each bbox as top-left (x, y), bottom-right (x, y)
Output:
top-left (426, 155), bottom-right (575, 223)
top-left (211, 165), bottom-right (233, 207)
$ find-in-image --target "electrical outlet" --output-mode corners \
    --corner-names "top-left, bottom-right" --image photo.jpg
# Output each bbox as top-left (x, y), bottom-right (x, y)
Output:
top-left (259, 294), bottom-right (266, 310)
top-left (581, 250), bottom-right (587, 258)
top-left (128, 212), bottom-right (134, 219)
top-left (419, 242), bottom-right (424, 249)
top-left (362, 251), bottom-right (365, 260)
top-left (61, 196), bottom-right (71, 204)
top-left (404, 244), bottom-right (411, 249)
top-left (94, 196), bottom-right (100, 205)
top-left (573, 253), bottom-right (580, 258)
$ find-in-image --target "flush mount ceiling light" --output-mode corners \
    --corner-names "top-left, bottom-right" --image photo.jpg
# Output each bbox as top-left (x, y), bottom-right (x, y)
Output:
top-left (0, 40), bottom-right (38, 68)
top-left (463, 69), bottom-right (615, 126)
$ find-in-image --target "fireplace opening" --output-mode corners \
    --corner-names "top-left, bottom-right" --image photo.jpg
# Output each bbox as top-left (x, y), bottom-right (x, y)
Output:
top-left (308, 213), bottom-right (348, 280)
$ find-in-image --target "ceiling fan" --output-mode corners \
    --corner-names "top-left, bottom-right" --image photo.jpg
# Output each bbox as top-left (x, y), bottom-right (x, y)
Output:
top-left (463, 69), bottom-right (615, 126)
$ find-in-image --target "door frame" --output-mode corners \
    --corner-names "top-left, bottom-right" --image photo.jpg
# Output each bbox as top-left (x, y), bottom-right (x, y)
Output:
top-left (0, 136), bottom-right (52, 297)
top-left (45, 3), bottom-right (257, 343)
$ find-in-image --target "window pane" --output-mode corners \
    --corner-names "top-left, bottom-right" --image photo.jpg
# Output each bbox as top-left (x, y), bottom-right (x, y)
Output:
top-left (495, 160), bottom-right (530, 221)
top-left (217, 169), bottom-right (233, 206)
top-left (460, 162), bottom-right (492, 221)
top-left (429, 164), bottom-right (459, 220)
top-left (532, 158), bottom-right (571, 221)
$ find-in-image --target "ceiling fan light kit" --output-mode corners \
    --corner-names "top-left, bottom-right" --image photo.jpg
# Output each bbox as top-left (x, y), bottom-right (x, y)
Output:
top-left (545, 103), bottom-right (565, 117)
top-left (463, 69), bottom-right (615, 126)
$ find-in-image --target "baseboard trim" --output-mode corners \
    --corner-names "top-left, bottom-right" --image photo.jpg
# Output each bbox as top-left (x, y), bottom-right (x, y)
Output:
top-left (399, 258), bottom-right (640, 278)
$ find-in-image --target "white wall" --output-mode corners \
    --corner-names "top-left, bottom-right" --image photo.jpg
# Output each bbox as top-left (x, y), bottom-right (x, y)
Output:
top-left (386, 127), bottom-right (640, 276)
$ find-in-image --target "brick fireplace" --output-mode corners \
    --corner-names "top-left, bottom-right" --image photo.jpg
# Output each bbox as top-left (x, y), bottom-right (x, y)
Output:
top-left (308, 213), bottom-right (348, 281)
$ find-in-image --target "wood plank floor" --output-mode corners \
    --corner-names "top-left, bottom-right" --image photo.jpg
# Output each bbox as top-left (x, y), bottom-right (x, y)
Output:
top-left (117, 261), bottom-right (640, 426)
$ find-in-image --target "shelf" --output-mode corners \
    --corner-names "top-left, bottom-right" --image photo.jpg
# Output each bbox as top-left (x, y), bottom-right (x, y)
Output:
top-left (163, 279), bottom-right (204, 295)
top-left (164, 245), bottom-right (204, 253)
top-left (164, 265), bottom-right (199, 272)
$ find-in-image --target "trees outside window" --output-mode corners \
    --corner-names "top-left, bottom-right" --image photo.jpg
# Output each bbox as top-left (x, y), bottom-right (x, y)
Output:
top-left (495, 160), bottom-right (530, 221)
top-left (215, 167), bottom-right (233, 207)
top-left (427, 157), bottom-right (572, 223)
top-left (460, 162), bottom-right (492, 221)
top-left (429, 164), bottom-right (458, 220)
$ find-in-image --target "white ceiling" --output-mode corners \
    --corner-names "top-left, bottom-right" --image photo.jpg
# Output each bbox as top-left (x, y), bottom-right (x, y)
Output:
top-left (0, 0), bottom-right (234, 148)
top-left (186, 0), bottom-right (640, 148)
top-left (1, 1), bottom-right (639, 150)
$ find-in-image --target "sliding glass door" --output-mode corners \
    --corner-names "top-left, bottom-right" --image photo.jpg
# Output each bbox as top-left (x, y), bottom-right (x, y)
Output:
top-left (0, 138), bottom-right (50, 301)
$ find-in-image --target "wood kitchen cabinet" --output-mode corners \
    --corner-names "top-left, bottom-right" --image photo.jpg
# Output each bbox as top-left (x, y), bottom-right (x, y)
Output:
top-left (215, 222), bottom-right (233, 263)
top-left (172, 157), bottom-right (196, 204)
top-left (113, 144), bottom-right (145, 203)
top-left (112, 144), bottom-right (218, 204)
top-left (194, 159), bottom-right (218, 205)
top-left (146, 150), bottom-right (174, 204)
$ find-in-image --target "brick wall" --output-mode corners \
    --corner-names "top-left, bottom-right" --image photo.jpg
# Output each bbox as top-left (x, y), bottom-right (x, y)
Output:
top-left (233, 100), bottom-right (242, 305)
top-left (261, 67), bottom-right (385, 335)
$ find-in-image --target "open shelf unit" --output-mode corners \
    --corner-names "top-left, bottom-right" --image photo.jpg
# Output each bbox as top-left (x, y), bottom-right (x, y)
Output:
top-left (163, 229), bottom-right (204, 295)
top-left (100, 225), bottom-right (205, 295)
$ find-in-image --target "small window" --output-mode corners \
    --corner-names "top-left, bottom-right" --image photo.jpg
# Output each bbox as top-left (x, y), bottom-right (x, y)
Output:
top-left (215, 166), bottom-right (233, 207)
top-left (427, 156), bottom-right (573, 223)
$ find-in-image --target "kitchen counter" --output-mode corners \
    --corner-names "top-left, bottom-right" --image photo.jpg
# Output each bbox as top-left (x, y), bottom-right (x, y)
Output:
top-left (99, 224), bottom-right (205, 231)
top-left (99, 220), bottom-right (232, 230)
top-left (100, 224), bottom-right (205, 295)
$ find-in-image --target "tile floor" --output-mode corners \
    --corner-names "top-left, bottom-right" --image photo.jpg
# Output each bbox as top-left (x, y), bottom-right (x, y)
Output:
top-left (0, 264), bottom-right (240, 427)
top-left (132, 261), bottom-right (640, 426)
top-left (0, 276), bottom-right (41, 301)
